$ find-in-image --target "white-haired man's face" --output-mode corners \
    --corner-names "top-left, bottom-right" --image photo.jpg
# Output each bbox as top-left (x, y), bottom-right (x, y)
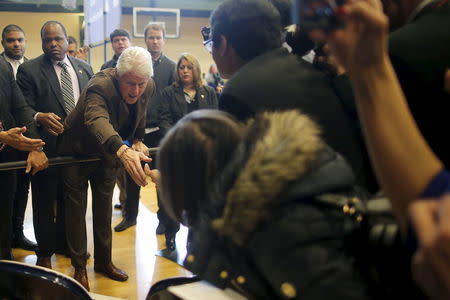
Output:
top-left (118, 72), bottom-right (148, 104)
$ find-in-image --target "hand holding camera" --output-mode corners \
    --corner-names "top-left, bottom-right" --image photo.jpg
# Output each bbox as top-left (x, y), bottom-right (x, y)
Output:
top-left (297, 0), bottom-right (389, 77)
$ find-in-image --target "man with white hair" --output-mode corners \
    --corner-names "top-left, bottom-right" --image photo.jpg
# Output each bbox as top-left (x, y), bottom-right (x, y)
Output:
top-left (57, 46), bottom-right (155, 290)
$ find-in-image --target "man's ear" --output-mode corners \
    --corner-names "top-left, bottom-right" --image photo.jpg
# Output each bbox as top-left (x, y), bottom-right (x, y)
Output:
top-left (217, 35), bottom-right (229, 57)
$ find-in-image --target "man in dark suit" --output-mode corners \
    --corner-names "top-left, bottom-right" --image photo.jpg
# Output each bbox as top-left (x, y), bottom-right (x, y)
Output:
top-left (100, 29), bottom-right (131, 70)
top-left (207, 0), bottom-right (375, 191)
top-left (16, 21), bottom-right (93, 269)
top-left (386, 0), bottom-right (450, 169)
top-left (0, 55), bottom-right (48, 260)
top-left (57, 46), bottom-right (154, 290)
top-left (1, 24), bottom-right (38, 252)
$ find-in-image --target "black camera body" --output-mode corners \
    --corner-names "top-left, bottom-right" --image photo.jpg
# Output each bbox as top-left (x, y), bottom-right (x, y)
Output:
top-left (292, 0), bottom-right (345, 31)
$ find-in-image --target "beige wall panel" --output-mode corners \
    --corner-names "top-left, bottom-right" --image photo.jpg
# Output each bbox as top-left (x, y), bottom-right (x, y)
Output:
top-left (0, 12), bottom-right (216, 79)
top-left (0, 12), bottom-right (83, 60)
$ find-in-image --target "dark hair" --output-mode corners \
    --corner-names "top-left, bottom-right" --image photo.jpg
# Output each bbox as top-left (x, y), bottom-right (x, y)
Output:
top-left (109, 29), bottom-right (130, 42)
top-left (157, 110), bottom-right (243, 226)
top-left (268, 0), bottom-right (292, 28)
top-left (68, 36), bottom-right (78, 46)
top-left (144, 23), bottom-right (166, 39)
top-left (2, 24), bottom-right (24, 40)
top-left (209, 0), bottom-right (282, 61)
top-left (40, 21), bottom-right (67, 38)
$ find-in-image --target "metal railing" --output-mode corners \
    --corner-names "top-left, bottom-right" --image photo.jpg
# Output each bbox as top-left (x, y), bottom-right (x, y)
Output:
top-left (0, 147), bottom-right (159, 172)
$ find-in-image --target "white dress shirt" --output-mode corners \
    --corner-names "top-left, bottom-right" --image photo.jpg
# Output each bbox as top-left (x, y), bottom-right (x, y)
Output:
top-left (4, 55), bottom-right (24, 79)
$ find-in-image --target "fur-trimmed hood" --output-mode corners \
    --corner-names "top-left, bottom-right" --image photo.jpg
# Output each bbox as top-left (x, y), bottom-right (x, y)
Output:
top-left (211, 110), bottom-right (355, 247)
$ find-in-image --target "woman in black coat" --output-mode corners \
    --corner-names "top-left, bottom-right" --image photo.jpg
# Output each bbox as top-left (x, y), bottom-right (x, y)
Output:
top-left (155, 53), bottom-right (218, 250)
top-left (149, 109), bottom-right (377, 300)
top-left (157, 53), bottom-right (218, 137)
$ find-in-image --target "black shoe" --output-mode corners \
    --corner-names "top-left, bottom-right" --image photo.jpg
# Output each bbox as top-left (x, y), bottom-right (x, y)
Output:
top-left (165, 235), bottom-right (176, 252)
top-left (114, 203), bottom-right (122, 209)
top-left (12, 233), bottom-right (37, 251)
top-left (114, 218), bottom-right (136, 232)
top-left (156, 223), bottom-right (166, 235)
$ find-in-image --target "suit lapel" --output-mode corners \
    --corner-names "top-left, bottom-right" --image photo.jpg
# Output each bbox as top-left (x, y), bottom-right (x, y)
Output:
top-left (68, 56), bottom-right (88, 91)
top-left (41, 55), bottom-right (66, 114)
top-left (197, 87), bottom-right (208, 109)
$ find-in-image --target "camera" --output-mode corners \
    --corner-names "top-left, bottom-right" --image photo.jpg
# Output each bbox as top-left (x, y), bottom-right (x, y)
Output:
top-left (292, 0), bottom-right (345, 31)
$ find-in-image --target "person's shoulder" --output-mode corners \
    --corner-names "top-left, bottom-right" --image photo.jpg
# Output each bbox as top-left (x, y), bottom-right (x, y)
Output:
top-left (85, 69), bottom-right (115, 93)
top-left (0, 54), bottom-right (8, 69)
top-left (20, 54), bottom-right (45, 70)
top-left (202, 84), bottom-right (216, 94)
top-left (390, 6), bottom-right (450, 49)
top-left (69, 56), bottom-right (93, 72)
top-left (162, 55), bottom-right (176, 67)
top-left (161, 83), bottom-right (178, 94)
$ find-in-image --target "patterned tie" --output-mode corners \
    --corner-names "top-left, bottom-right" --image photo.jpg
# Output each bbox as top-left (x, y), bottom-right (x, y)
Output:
top-left (57, 61), bottom-right (76, 114)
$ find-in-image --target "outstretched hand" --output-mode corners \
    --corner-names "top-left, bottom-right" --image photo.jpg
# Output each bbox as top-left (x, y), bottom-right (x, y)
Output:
top-left (0, 127), bottom-right (45, 152)
top-left (144, 163), bottom-right (160, 188)
top-left (118, 146), bottom-right (152, 186)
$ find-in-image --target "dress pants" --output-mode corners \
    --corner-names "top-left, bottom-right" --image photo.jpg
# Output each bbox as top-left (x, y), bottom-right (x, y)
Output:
top-left (31, 165), bottom-right (64, 257)
top-left (121, 131), bottom-right (180, 236)
top-left (63, 160), bottom-right (118, 268)
top-left (0, 168), bottom-right (16, 259)
top-left (12, 151), bottom-right (30, 238)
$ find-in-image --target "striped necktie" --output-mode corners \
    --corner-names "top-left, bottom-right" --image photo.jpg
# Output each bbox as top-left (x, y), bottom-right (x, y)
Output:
top-left (57, 61), bottom-right (76, 114)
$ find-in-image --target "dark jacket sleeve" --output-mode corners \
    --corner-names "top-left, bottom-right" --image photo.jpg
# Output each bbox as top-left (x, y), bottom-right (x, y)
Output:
top-left (10, 65), bottom-right (39, 139)
top-left (206, 85), bottom-right (219, 109)
top-left (16, 64), bottom-right (39, 112)
top-left (157, 87), bottom-right (174, 138)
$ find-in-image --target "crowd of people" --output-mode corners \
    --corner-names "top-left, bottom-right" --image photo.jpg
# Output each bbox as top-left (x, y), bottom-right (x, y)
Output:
top-left (0, 0), bottom-right (449, 298)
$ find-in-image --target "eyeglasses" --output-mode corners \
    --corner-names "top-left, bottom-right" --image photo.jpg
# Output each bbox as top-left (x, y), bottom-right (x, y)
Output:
top-left (201, 26), bottom-right (213, 53)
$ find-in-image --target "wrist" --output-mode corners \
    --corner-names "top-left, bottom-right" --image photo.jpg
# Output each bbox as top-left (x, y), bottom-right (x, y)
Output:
top-left (348, 55), bottom-right (391, 81)
top-left (116, 145), bottom-right (129, 158)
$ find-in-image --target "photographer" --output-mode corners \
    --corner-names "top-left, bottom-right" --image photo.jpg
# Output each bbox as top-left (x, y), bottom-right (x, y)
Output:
top-left (310, 0), bottom-right (450, 298)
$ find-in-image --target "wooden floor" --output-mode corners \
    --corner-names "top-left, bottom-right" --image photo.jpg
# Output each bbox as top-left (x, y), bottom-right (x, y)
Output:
top-left (13, 180), bottom-right (192, 300)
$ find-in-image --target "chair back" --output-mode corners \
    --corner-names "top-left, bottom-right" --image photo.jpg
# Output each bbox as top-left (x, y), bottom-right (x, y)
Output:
top-left (0, 260), bottom-right (92, 300)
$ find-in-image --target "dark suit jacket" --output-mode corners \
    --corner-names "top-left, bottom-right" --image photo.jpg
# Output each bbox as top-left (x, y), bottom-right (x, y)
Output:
top-left (0, 55), bottom-right (39, 162)
top-left (158, 84), bottom-right (218, 136)
top-left (146, 54), bottom-right (177, 128)
top-left (389, 2), bottom-right (450, 168)
top-left (57, 68), bottom-right (155, 165)
top-left (220, 47), bottom-right (377, 192)
top-left (16, 54), bottom-right (93, 156)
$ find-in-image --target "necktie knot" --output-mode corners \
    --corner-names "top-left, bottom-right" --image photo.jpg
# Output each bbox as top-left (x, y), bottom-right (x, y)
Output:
top-left (58, 61), bottom-right (68, 70)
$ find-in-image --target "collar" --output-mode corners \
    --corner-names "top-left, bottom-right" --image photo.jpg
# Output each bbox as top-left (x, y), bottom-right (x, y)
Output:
top-left (51, 55), bottom-right (70, 66)
top-left (152, 52), bottom-right (163, 64)
top-left (3, 54), bottom-right (24, 65)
